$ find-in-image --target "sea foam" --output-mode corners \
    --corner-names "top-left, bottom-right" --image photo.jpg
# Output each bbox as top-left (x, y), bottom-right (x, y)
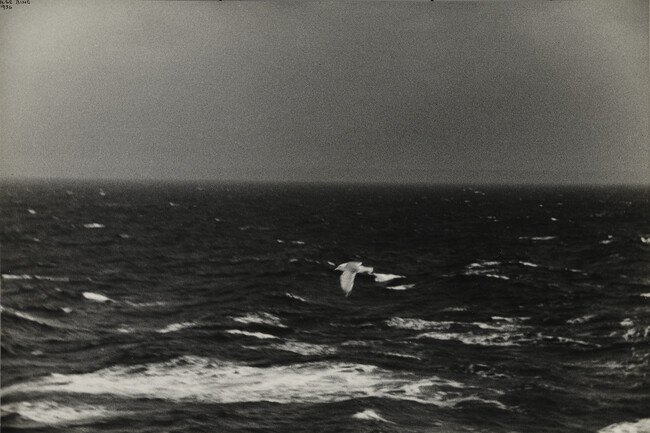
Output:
top-left (352, 409), bottom-right (394, 423)
top-left (3, 355), bottom-right (499, 407)
top-left (226, 329), bottom-right (279, 340)
top-left (232, 312), bottom-right (287, 328)
top-left (157, 322), bottom-right (198, 334)
top-left (83, 292), bottom-right (113, 303)
top-left (598, 418), bottom-right (650, 433)
top-left (373, 273), bottom-right (405, 283)
top-left (2, 401), bottom-right (120, 426)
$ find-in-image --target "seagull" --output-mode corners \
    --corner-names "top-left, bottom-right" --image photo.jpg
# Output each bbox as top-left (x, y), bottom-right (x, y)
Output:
top-left (335, 262), bottom-right (374, 297)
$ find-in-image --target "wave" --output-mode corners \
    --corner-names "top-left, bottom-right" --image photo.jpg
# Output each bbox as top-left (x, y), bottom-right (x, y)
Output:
top-left (232, 312), bottom-right (287, 328)
top-left (598, 418), bottom-right (650, 433)
top-left (2, 274), bottom-right (69, 282)
top-left (387, 317), bottom-right (454, 331)
top-left (416, 331), bottom-right (520, 346)
top-left (83, 223), bottom-right (105, 229)
top-left (378, 352), bottom-right (422, 361)
top-left (3, 355), bottom-right (504, 408)
top-left (622, 326), bottom-right (649, 341)
top-left (269, 341), bottom-right (337, 356)
top-left (1, 307), bottom-right (63, 328)
top-left (225, 329), bottom-right (279, 340)
top-left (386, 284), bottom-right (415, 291)
top-left (2, 273), bottom-right (33, 280)
top-left (157, 322), bottom-right (198, 334)
top-left (417, 330), bottom-right (596, 347)
top-left (518, 236), bottom-right (557, 241)
top-left (352, 409), bottom-right (394, 423)
top-left (285, 292), bottom-right (308, 303)
top-left (125, 300), bottom-right (167, 308)
top-left (567, 314), bottom-right (597, 324)
top-left (83, 292), bottom-right (114, 303)
top-left (2, 401), bottom-right (121, 426)
top-left (601, 235), bottom-right (614, 245)
top-left (373, 273), bottom-right (405, 283)
top-left (464, 261), bottom-right (510, 280)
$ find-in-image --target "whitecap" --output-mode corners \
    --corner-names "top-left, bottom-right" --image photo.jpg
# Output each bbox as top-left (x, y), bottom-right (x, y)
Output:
top-left (567, 314), bottom-right (596, 324)
top-left (518, 236), bottom-right (557, 241)
top-left (416, 331), bottom-right (518, 346)
top-left (34, 275), bottom-right (70, 282)
top-left (464, 261), bottom-right (510, 280)
top-left (285, 292), bottom-right (308, 303)
top-left (484, 274), bottom-right (510, 280)
top-left (232, 312), bottom-right (287, 328)
top-left (61, 307), bottom-right (73, 314)
top-left (467, 261), bottom-right (501, 268)
top-left (598, 418), bottom-right (650, 433)
top-left (641, 237), bottom-right (650, 244)
top-left (157, 322), bottom-right (198, 334)
top-left (2, 273), bottom-right (33, 280)
top-left (640, 293), bottom-right (650, 298)
top-left (379, 352), bottom-right (422, 360)
top-left (386, 284), bottom-right (415, 291)
top-left (3, 355), bottom-right (486, 407)
top-left (620, 318), bottom-right (634, 327)
top-left (4, 308), bottom-right (54, 327)
top-left (83, 223), bottom-right (105, 229)
top-left (373, 273), bottom-right (405, 283)
top-left (270, 341), bottom-right (337, 356)
top-left (2, 401), bottom-right (120, 426)
top-left (1, 274), bottom-right (69, 282)
top-left (291, 240), bottom-right (305, 245)
top-left (623, 326), bottom-right (649, 341)
top-left (226, 329), bottom-right (279, 339)
top-left (28, 208), bottom-right (37, 215)
top-left (387, 317), bottom-right (453, 331)
top-left (126, 300), bottom-right (167, 308)
top-left (519, 261), bottom-right (539, 268)
top-left (82, 292), bottom-right (113, 303)
top-left (352, 409), bottom-right (394, 423)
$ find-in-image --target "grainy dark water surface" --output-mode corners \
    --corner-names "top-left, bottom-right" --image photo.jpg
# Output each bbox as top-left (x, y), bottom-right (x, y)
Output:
top-left (1, 181), bottom-right (649, 432)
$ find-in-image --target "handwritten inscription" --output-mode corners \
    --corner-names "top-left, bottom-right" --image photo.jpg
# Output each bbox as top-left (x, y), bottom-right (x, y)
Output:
top-left (1, 0), bottom-right (31, 11)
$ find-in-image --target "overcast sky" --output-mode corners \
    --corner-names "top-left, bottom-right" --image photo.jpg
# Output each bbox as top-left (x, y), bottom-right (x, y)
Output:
top-left (1, 0), bottom-right (647, 184)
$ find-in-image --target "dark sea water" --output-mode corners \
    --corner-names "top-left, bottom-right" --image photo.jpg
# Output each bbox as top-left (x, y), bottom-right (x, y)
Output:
top-left (1, 181), bottom-right (649, 433)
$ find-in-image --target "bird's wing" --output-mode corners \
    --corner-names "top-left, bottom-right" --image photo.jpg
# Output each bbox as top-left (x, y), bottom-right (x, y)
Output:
top-left (340, 270), bottom-right (357, 297)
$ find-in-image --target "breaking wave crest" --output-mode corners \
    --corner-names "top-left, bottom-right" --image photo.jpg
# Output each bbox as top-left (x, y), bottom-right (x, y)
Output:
top-left (598, 418), bottom-right (650, 433)
top-left (3, 356), bottom-right (504, 407)
top-left (232, 312), bottom-right (287, 328)
top-left (2, 401), bottom-right (122, 426)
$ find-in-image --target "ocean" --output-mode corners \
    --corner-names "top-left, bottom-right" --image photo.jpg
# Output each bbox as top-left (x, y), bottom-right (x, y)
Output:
top-left (1, 181), bottom-right (649, 433)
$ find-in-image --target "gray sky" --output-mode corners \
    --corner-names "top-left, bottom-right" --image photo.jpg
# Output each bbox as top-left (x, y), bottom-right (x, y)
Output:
top-left (1, 0), bottom-right (648, 184)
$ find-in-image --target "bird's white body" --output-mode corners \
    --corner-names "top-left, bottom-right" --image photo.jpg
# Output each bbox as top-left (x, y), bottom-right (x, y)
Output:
top-left (335, 262), bottom-right (374, 296)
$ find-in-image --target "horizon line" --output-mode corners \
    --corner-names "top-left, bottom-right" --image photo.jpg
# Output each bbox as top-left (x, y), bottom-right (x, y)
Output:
top-left (1, 176), bottom-right (648, 189)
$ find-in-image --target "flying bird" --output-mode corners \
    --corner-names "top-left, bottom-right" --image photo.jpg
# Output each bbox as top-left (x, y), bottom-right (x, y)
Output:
top-left (335, 262), bottom-right (374, 297)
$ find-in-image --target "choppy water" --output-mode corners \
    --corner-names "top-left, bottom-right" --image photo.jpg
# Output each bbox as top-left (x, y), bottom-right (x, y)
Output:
top-left (1, 181), bottom-right (649, 432)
